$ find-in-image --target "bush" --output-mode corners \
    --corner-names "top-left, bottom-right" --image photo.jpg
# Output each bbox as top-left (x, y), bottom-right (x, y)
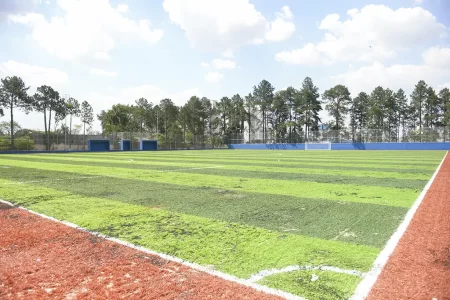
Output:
top-left (0, 136), bottom-right (35, 151)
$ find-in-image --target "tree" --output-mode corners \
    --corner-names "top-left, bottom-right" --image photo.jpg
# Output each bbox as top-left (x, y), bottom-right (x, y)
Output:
top-left (424, 87), bottom-right (439, 128)
top-left (244, 93), bottom-right (258, 142)
top-left (159, 99), bottom-right (179, 142)
top-left (438, 88), bottom-right (450, 141)
top-left (97, 104), bottom-right (135, 134)
top-left (217, 97), bottom-right (232, 137)
top-left (0, 76), bottom-right (31, 149)
top-left (384, 88), bottom-right (397, 141)
top-left (368, 86), bottom-right (386, 131)
top-left (133, 98), bottom-right (153, 135)
top-left (410, 80), bottom-right (428, 140)
top-left (270, 91), bottom-right (289, 141)
top-left (80, 101), bottom-right (94, 149)
top-left (66, 97), bottom-right (81, 141)
top-left (33, 85), bottom-right (62, 149)
top-left (253, 80), bottom-right (275, 142)
top-left (350, 92), bottom-right (369, 142)
top-left (394, 89), bottom-right (408, 142)
top-left (322, 85), bottom-right (351, 131)
top-left (230, 94), bottom-right (246, 135)
top-left (0, 121), bottom-right (21, 136)
top-left (201, 97), bottom-right (216, 137)
top-left (298, 77), bottom-right (321, 140)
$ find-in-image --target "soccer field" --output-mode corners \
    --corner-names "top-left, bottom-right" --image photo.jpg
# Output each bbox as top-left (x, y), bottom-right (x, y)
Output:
top-left (0, 150), bottom-right (445, 299)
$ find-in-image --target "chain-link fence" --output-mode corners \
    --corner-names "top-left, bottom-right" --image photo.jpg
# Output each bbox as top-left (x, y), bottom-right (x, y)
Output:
top-left (0, 132), bottom-right (228, 151)
top-left (228, 126), bottom-right (450, 144)
top-left (1, 127), bottom-right (449, 152)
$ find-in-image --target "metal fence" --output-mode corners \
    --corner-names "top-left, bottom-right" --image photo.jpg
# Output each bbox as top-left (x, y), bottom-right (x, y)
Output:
top-left (0, 132), bottom-right (228, 151)
top-left (1, 127), bottom-right (449, 152)
top-left (228, 127), bottom-right (450, 144)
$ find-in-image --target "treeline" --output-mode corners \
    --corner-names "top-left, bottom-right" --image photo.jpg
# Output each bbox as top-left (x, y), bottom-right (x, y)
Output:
top-left (0, 76), bottom-right (94, 150)
top-left (98, 78), bottom-right (450, 143)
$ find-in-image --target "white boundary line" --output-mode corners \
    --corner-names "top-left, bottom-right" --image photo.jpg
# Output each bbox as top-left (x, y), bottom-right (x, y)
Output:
top-left (248, 265), bottom-right (366, 283)
top-left (350, 151), bottom-right (448, 300)
top-left (0, 199), bottom-right (303, 300)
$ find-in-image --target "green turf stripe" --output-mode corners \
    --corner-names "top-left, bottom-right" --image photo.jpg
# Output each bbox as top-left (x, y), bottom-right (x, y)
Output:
top-left (71, 152), bottom-right (442, 166)
top-left (0, 180), bottom-right (379, 278)
top-left (44, 153), bottom-right (439, 170)
top-left (0, 158), bottom-right (421, 207)
top-left (259, 269), bottom-right (361, 300)
top-left (81, 149), bottom-right (446, 160)
top-left (1, 155), bottom-right (428, 189)
top-left (2, 154), bottom-right (436, 176)
top-left (0, 166), bottom-right (407, 247)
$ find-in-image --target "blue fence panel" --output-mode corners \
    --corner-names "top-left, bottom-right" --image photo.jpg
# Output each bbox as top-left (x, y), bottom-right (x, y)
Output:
top-left (88, 140), bottom-right (110, 152)
top-left (120, 140), bottom-right (131, 151)
top-left (230, 142), bottom-right (450, 150)
top-left (140, 140), bottom-right (158, 151)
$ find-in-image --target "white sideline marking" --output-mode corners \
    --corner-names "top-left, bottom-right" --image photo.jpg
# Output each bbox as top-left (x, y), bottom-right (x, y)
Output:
top-left (0, 176), bottom-right (102, 185)
top-left (0, 199), bottom-right (303, 300)
top-left (157, 166), bottom-right (224, 173)
top-left (350, 151), bottom-right (448, 300)
top-left (248, 265), bottom-right (366, 283)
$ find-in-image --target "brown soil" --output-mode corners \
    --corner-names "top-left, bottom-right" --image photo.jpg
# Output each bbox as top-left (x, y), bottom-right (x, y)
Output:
top-left (368, 153), bottom-right (450, 300)
top-left (0, 203), bottom-right (281, 300)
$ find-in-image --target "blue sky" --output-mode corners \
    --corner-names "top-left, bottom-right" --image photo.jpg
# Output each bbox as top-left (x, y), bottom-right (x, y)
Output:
top-left (0, 0), bottom-right (449, 131)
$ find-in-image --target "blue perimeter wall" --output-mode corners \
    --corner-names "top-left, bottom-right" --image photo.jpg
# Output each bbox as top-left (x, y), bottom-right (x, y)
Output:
top-left (229, 142), bottom-right (450, 150)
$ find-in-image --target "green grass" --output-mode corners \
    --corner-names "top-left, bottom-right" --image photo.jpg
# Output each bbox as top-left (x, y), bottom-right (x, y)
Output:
top-left (0, 150), bottom-right (445, 299)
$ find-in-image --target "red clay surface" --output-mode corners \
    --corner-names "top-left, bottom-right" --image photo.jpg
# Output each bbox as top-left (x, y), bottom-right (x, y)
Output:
top-left (0, 203), bottom-right (280, 300)
top-left (368, 153), bottom-right (450, 300)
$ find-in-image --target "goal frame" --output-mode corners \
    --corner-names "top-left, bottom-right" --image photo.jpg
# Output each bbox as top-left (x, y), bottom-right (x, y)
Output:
top-left (304, 141), bottom-right (332, 150)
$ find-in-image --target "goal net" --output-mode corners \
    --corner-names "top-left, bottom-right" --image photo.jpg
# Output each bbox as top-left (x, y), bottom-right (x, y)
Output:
top-left (305, 141), bottom-right (332, 150)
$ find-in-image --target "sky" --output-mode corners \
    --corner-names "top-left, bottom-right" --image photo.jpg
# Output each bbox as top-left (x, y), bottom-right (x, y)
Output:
top-left (0, 0), bottom-right (449, 131)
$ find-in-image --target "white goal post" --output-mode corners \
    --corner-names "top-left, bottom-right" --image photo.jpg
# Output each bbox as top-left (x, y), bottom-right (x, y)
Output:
top-left (305, 141), bottom-right (332, 150)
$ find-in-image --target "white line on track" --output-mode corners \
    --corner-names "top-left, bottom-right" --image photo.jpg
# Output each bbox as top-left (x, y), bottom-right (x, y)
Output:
top-left (0, 199), bottom-right (303, 300)
top-left (248, 265), bottom-right (366, 283)
top-left (350, 151), bottom-right (448, 300)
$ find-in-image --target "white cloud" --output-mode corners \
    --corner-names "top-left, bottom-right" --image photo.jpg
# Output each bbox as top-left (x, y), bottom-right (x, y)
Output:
top-left (0, 60), bottom-right (68, 88)
top-left (422, 46), bottom-right (450, 69)
top-left (200, 62), bottom-right (210, 68)
top-left (205, 72), bottom-right (223, 83)
top-left (88, 68), bottom-right (117, 77)
top-left (265, 6), bottom-right (295, 42)
top-left (276, 5), bottom-right (448, 65)
top-left (93, 52), bottom-right (111, 61)
top-left (331, 62), bottom-right (450, 95)
top-left (275, 43), bottom-right (329, 65)
top-left (211, 59), bottom-right (236, 70)
top-left (98, 85), bottom-right (201, 108)
top-left (116, 4), bottom-right (128, 13)
top-left (163, 0), bottom-right (294, 51)
top-left (222, 49), bottom-right (234, 58)
top-left (9, 0), bottom-right (163, 62)
top-left (0, 0), bottom-right (36, 21)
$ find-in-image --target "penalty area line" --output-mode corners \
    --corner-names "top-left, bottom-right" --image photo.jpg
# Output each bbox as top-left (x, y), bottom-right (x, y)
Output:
top-left (0, 198), bottom-right (303, 300)
top-left (350, 151), bottom-right (448, 300)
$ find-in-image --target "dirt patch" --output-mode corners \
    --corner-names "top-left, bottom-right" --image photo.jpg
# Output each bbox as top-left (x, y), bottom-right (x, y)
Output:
top-left (0, 204), bottom-right (281, 299)
top-left (368, 153), bottom-right (450, 300)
